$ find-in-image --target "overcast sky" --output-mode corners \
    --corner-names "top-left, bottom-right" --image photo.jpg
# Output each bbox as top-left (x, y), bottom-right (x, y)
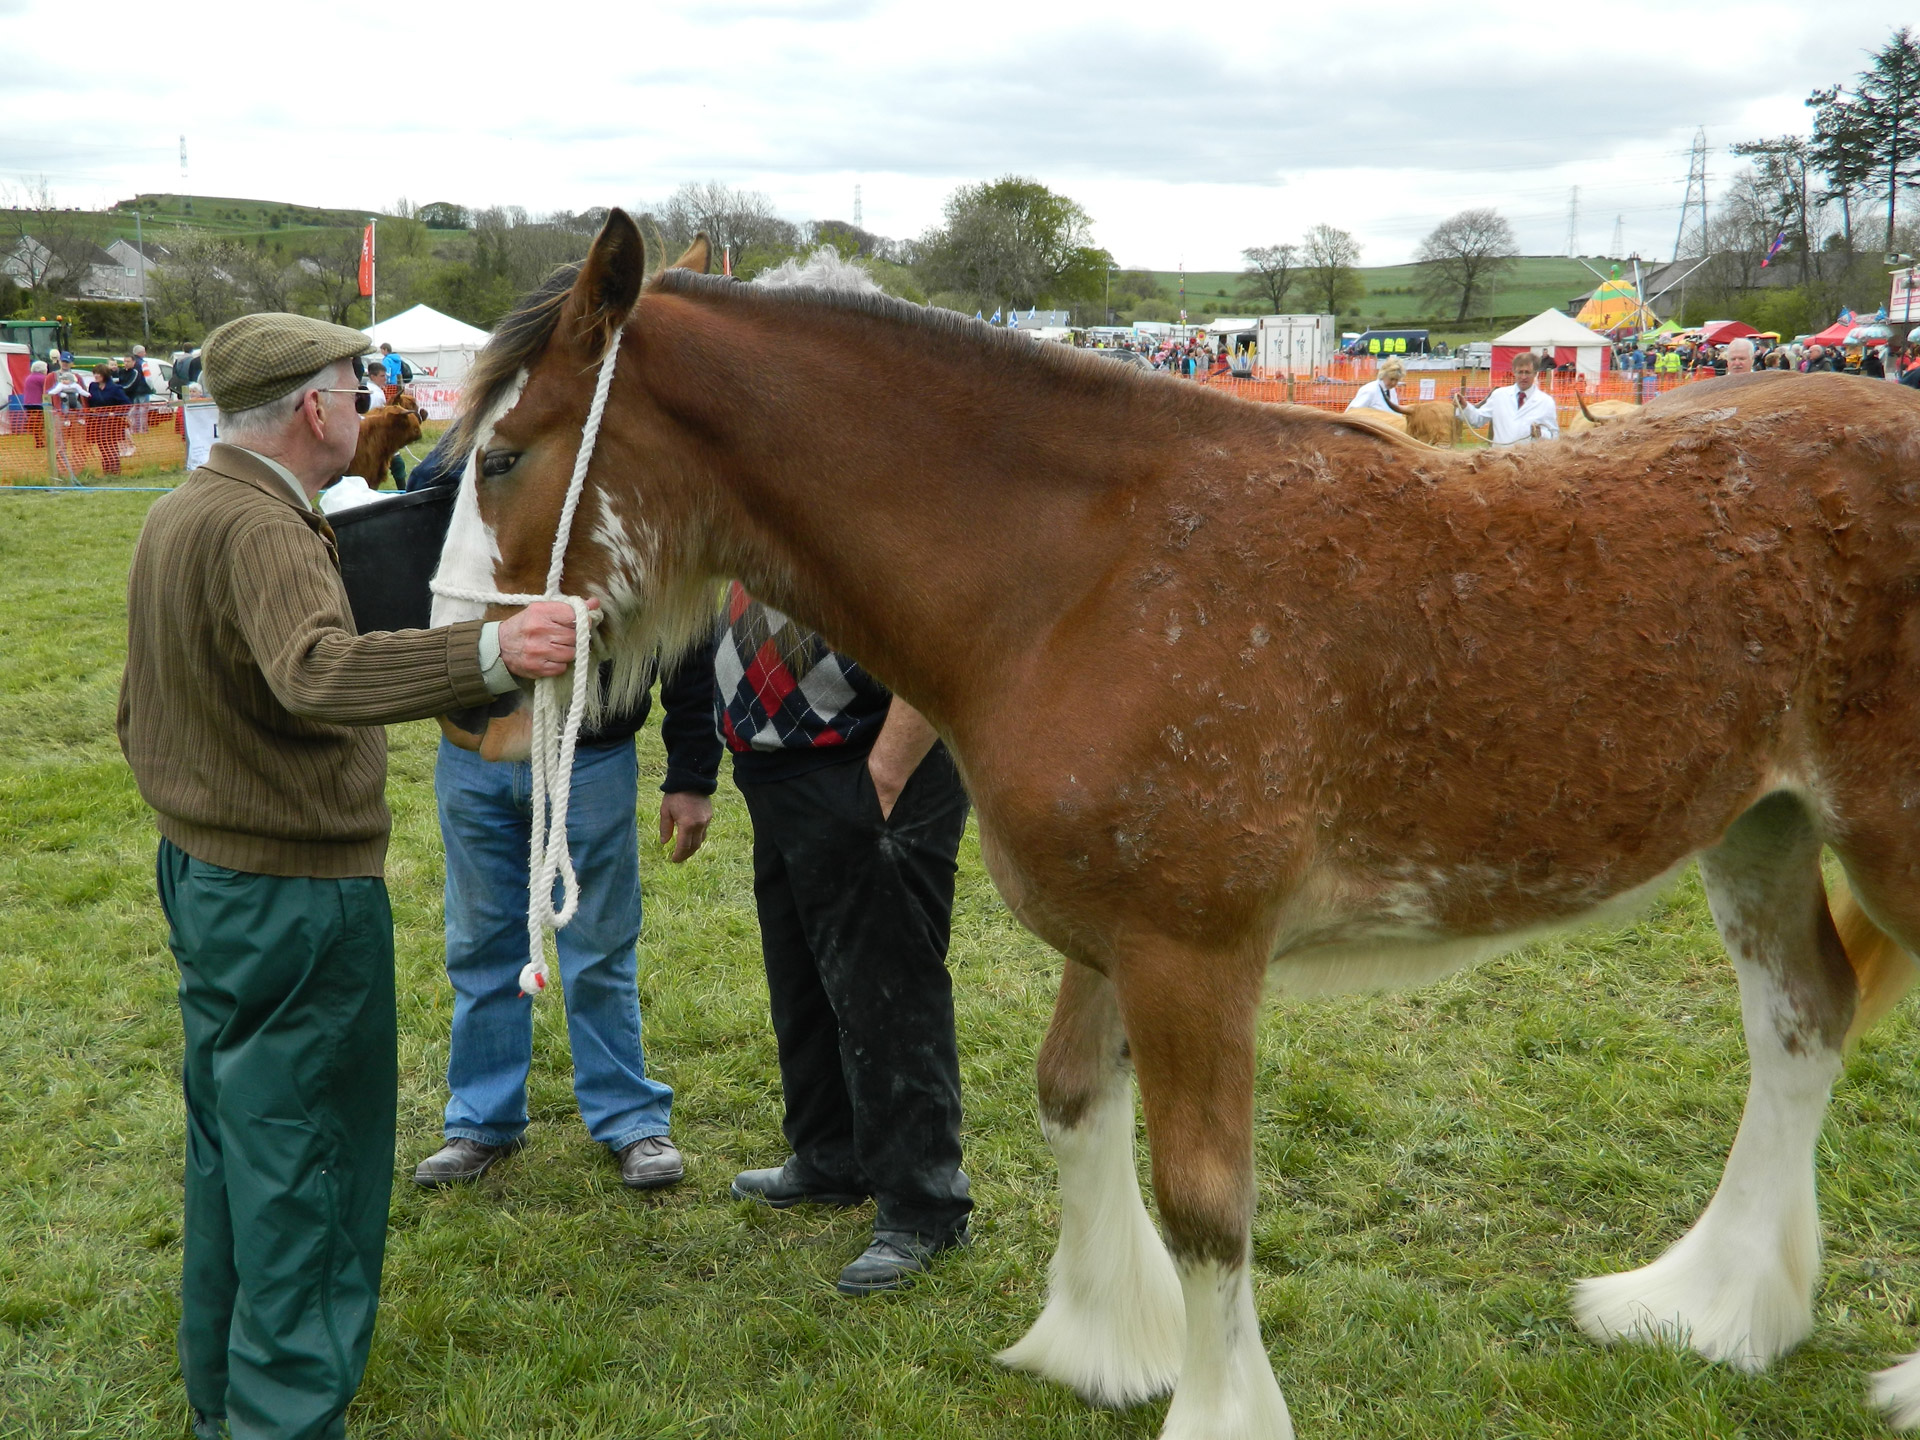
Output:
top-left (3, 1), bottom-right (1909, 271)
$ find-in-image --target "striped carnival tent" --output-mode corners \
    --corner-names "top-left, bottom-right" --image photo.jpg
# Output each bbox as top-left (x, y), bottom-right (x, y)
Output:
top-left (1575, 277), bottom-right (1659, 337)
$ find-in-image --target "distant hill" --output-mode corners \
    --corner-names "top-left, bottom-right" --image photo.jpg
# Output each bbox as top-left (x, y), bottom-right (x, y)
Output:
top-left (114, 193), bottom-right (386, 234)
top-left (0, 193), bottom-right (398, 254)
top-left (1148, 256), bottom-right (1624, 334)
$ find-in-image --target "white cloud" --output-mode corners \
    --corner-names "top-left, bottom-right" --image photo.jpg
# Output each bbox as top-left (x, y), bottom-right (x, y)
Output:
top-left (2, 0), bottom-right (1905, 267)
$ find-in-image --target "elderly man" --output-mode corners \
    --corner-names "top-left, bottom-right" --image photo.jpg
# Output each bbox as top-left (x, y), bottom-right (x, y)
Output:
top-left (1454, 352), bottom-right (1559, 445)
top-left (717, 585), bottom-right (974, 1294)
top-left (118, 313), bottom-right (584, 1440)
top-left (1724, 338), bottom-right (1756, 375)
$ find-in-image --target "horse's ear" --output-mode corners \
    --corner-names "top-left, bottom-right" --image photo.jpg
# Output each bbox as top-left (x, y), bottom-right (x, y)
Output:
top-left (669, 232), bottom-right (712, 274)
top-left (570, 208), bottom-right (646, 353)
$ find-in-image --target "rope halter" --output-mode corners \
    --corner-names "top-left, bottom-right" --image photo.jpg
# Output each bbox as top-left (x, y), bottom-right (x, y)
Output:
top-left (430, 333), bottom-right (623, 997)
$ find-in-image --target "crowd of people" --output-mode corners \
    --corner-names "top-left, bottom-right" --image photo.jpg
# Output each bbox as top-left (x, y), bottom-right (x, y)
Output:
top-left (1612, 334), bottom-right (1920, 382)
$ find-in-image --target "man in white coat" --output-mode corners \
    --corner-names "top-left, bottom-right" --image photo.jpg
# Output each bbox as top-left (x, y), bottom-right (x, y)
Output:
top-left (1454, 351), bottom-right (1559, 444)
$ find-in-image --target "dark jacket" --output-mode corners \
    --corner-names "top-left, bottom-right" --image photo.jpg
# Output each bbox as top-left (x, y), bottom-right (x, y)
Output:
top-left (88, 380), bottom-right (131, 407)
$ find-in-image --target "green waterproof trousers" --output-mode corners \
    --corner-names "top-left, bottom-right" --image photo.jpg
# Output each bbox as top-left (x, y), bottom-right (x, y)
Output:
top-left (157, 840), bottom-right (397, 1440)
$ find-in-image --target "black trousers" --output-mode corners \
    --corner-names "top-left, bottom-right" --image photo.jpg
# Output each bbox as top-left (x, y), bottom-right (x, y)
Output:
top-left (738, 746), bottom-right (971, 1239)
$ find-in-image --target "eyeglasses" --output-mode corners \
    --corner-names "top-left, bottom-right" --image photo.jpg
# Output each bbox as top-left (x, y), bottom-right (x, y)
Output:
top-left (315, 386), bottom-right (374, 416)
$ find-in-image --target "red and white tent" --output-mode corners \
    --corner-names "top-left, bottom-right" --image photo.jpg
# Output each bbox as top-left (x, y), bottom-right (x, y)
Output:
top-left (1491, 309), bottom-right (1614, 381)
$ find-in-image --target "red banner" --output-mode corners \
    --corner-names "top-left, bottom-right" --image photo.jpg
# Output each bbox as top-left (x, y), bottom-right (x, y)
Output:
top-left (358, 224), bottom-right (374, 297)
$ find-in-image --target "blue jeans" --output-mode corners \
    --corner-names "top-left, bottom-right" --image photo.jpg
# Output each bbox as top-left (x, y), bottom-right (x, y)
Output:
top-left (434, 737), bottom-right (672, 1151)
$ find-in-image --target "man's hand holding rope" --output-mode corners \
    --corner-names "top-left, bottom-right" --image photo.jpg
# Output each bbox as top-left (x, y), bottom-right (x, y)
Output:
top-left (498, 598), bottom-right (599, 678)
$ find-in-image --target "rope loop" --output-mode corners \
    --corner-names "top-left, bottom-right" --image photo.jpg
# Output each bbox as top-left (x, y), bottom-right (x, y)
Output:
top-left (430, 334), bottom-right (623, 997)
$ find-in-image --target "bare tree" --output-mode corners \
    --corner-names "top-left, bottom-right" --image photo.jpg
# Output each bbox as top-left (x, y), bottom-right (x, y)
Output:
top-left (470, 206), bottom-right (596, 294)
top-left (1237, 244), bottom-right (1298, 313)
top-left (1731, 136), bottom-right (1823, 286)
top-left (1297, 223), bottom-right (1364, 316)
top-left (232, 238), bottom-right (303, 313)
top-left (1700, 169), bottom-right (1780, 299)
top-left (295, 230), bottom-right (368, 325)
top-left (152, 231), bottom-right (246, 334)
top-left (1413, 208), bottom-right (1517, 322)
top-left (648, 181), bottom-right (798, 263)
top-left (1, 176), bottom-right (102, 296)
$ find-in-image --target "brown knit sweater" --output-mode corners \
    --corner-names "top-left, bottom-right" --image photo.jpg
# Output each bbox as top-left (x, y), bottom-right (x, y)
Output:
top-left (117, 444), bottom-right (496, 877)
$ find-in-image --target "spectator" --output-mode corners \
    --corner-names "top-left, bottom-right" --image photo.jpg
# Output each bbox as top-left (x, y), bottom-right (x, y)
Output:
top-left (20, 359), bottom-right (47, 448)
top-left (717, 584), bottom-right (974, 1295)
top-left (87, 364), bottom-right (132, 476)
top-left (120, 347), bottom-right (156, 433)
top-left (47, 364), bottom-right (87, 411)
top-left (1723, 339), bottom-right (1754, 375)
top-left (1862, 347), bottom-right (1886, 379)
top-left (378, 342), bottom-right (409, 387)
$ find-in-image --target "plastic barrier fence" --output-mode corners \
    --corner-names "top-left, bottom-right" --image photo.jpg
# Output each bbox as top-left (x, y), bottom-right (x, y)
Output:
top-left (1198, 369), bottom-right (1711, 429)
top-left (1, 403), bottom-right (189, 485)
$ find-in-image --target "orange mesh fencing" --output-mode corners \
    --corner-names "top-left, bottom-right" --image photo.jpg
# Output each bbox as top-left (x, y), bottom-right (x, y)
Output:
top-left (1, 402), bottom-right (188, 485)
top-left (1198, 368), bottom-right (1713, 428)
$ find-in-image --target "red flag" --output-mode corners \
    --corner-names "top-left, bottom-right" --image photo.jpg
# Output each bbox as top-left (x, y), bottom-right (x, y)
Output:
top-left (722, 245), bottom-right (733, 278)
top-left (358, 224), bottom-right (375, 297)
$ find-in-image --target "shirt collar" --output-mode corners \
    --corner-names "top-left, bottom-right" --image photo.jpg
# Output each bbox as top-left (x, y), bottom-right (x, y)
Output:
top-left (228, 446), bottom-right (313, 511)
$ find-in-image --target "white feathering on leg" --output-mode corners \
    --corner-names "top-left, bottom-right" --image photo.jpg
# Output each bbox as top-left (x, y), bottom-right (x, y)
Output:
top-left (1158, 1259), bottom-right (1292, 1440)
top-left (997, 1082), bottom-right (1185, 1406)
top-left (1873, 1350), bottom-right (1920, 1429)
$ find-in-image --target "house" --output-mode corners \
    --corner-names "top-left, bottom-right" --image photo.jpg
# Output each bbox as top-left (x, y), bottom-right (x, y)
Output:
top-left (105, 238), bottom-right (171, 290)
top-left (4, 234), bottom-right (171, 300)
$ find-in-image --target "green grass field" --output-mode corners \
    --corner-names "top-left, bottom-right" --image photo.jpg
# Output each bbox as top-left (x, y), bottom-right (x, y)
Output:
top-left (7, 486), bottom-right (1920, 1438)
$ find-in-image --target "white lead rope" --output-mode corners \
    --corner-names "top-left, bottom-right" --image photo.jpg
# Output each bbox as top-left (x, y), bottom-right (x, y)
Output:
top-left (431, 336), bottom-right (622, 997)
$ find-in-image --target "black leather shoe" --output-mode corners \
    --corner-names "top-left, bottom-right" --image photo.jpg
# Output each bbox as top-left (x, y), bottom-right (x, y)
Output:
top-left (411, 1136), bottom-right (522, 1187)
top-left (618, 1135), bottom-right (685, 1190)
top-left (729, 1159), bottom-right (868, 1210)
top-left (836, 1224), bottom-right (970, 1296)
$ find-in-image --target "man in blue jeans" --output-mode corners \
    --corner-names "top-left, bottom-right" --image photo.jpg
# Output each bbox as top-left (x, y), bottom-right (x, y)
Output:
top-left (413, 619), bottom-right (721, 1184)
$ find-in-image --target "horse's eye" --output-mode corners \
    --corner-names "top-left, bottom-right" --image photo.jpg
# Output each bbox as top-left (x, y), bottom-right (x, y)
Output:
top-left (480, 449), bottom-right (518, 479)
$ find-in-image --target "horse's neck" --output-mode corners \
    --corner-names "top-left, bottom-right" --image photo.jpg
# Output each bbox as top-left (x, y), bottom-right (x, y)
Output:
top-left (636, 303), bottom-right (1140, 719)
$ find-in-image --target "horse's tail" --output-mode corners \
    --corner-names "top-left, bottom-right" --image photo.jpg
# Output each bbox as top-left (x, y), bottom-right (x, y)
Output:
top-left (1833, 875), bottom-right (1920, 1047)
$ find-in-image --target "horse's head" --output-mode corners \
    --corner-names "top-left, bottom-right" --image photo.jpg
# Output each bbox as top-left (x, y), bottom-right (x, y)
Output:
top-left (431, 210), bottom-right (717, 760)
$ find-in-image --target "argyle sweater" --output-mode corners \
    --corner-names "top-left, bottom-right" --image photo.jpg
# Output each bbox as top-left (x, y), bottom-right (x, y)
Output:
top-left (713, 582), bottom-right (893, 783)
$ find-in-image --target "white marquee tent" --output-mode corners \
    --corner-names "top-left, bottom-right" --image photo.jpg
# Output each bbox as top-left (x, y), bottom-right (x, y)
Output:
top-left (364, 304), bottom-right (491, 383)
top-left (1491, 309), bottom-right (1614, 381)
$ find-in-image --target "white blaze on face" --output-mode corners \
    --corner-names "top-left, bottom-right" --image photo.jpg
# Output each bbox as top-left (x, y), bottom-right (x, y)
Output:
top-left (430, 370), bottom-right (526, 626)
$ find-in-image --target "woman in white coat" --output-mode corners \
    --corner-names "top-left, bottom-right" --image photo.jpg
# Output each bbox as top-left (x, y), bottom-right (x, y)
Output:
top-left (1346, 357), bottom-right (1407, 415)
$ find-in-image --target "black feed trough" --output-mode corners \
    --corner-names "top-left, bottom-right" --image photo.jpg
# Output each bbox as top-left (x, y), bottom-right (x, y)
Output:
top-left (329, 486), bottom-right (457, 634)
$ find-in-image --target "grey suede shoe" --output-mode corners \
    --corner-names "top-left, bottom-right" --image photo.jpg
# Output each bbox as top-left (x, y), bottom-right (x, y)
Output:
top-left (835, 1223), bottom-right (970, 1296)
top-left (617, 1135), bottom-right (685, 1190)
top-left (411, 1136), bottom-right (522, 1187)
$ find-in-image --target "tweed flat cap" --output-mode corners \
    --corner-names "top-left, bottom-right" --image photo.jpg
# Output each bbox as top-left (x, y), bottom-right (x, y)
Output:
top-left (202, 313), bottom-right (370, 413)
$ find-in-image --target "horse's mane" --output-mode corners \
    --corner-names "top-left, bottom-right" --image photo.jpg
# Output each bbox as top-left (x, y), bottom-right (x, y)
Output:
top-left (654, 265), bottom-right (1109, 377)
top-left (450, 261), bottom-right (581, 446)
